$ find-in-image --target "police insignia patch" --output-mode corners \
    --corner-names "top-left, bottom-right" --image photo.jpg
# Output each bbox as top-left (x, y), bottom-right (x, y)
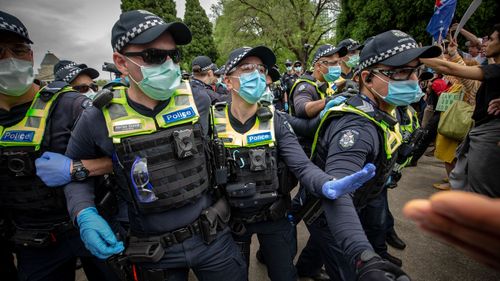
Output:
top-left (338, 129), bottom-right (359, 149)
top-left (298, 84), bottom-right (306, 92)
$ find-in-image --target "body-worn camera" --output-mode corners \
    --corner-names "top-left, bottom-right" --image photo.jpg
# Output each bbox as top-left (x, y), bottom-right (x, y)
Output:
top-left (249, 149), bottom-right (267, 171)
top-left (172, 129), bottom-right (198, 159)
top-left (2, 150), bottom-right (35, 177)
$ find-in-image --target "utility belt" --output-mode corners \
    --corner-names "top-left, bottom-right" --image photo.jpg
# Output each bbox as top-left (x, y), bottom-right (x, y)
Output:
top-left (107, 198), bottom-right (230, 280)
top-left (12, 221), bottom-right (76, 248)
top-left (230, 196), bottom-right (289, 235)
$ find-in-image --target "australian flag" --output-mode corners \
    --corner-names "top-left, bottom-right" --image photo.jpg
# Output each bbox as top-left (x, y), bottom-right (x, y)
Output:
top-left (426, 0), bottom-right (457, 41)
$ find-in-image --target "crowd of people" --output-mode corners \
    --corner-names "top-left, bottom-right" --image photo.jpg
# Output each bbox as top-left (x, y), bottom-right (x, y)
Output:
top-left (0, 7), bottom-right (499, 281)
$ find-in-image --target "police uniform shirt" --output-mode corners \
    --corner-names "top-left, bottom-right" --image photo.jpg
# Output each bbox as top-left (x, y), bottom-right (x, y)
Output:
top-left (313, 96), bottom-right (382, 266)
top-left (0, 89), bottom-right (89, 224)
top-left (225, 105), bottom-right (332, 196)
top-left (292, 76), bottom-right (322, 118)
top-left (64, 91), bottom-right (212, 234)
top-left (0, 91), bottom-right (89, 154)
top-left (190, 78), bottom-right (230, 106)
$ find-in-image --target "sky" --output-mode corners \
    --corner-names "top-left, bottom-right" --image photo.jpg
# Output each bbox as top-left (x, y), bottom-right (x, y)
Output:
top-left (2, 0), bottom-right (217, 80)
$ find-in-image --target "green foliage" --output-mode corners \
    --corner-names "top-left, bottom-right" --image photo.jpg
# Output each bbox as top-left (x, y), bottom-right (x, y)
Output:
top-left (213, 0), bottom-right (341, 72)
top-left (182, 0), bottom-right (219, 70)
top-left (121, 0), bottom-right (180, 22)
top-left (337, 0), bottom-right (498, 45)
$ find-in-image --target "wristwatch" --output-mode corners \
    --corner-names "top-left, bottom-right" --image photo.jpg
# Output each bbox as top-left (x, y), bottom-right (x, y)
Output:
top-left (71, 160), bottom-right (90, 181)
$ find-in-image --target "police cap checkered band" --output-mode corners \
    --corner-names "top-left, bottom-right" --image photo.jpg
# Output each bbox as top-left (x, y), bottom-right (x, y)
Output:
top-left (114, 18), bottom-right (166, 52)
top-left (55, 62), bottom-right (77, 76)
top-left (0, 11), bottom-right (32, 43)
top-left (359, 42), bottom-right (419, 69)
top-left (225, 47), bottom-right (251, 74)
top-left (201, 63), bottom-right (214, 72)
top-left (62, 67), bottom-right (81, 83)
top-left (224, 46), bottom-right (276, 75)
top-left (338, 38), bottom-right (363, 52)
top-left (358, 30), bottom-right (442, 70)
top-left (312, 45), bottom-right (336, 65)
top-left (111, 10), bottom-right (192, 53)
top-left (311, 44), bottom-right (347, 65)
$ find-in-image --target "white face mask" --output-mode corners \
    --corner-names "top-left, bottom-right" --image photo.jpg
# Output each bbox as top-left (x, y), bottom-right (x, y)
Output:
top-left (83, 89), bottom-right (97, 100)
top-left (0, 57), bottom-right (34, 97)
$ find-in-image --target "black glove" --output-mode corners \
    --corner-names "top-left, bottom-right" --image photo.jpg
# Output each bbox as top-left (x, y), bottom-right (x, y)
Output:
top-left (357, 250), bottom-right (410, 281)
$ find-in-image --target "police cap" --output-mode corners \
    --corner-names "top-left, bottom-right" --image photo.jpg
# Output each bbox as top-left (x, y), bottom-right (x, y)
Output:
top-left (311, 44), bottom-right (348, 65)
top-left (111, 10), bottom-right (191, 52)
top-left (224, 46), bottom-right (276, 75)
top-left (359, 30), bottom-right (441, 70)
top-left (0, 11), bottom-right (32, 43)
top-left (54, 60), bottom-right (99, 83)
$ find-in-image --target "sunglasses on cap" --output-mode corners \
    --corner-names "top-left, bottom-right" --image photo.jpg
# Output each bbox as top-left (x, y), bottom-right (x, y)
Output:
top-left (124, 48), bottom-right (181, 65)
top-left (73, 83), bottom-right (98, 93)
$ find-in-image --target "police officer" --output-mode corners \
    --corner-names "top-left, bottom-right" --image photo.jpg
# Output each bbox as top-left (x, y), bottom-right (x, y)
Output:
top-left (309, 30), bottom-right (441, 280)
top-left (63, 10), bottom-right (248, 280)
top-left (293, 60), bottom-right (303, 76)
top-left (338, 39), bottom-right (363, 80)
top-left (289, 44), bottom-right (347, 118)
top-left (53, 60), bottom-right (100, 99)
top-left (213, 45), bottom-right (376, 281)
top-left (191, 55), bottom-right (230, 105)
top-left (213, 65), bottom-right (230, 96)
top-left (0, 10), bottom-right (118, 281)
top-left (288, 44), bottom-right (347, 281)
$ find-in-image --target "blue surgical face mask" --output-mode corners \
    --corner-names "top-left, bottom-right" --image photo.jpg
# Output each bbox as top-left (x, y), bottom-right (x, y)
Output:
top-left (232, 70), bottom-right (267, 104)
top-left (286, 66), bottom-right (292, 72)
top-left (345, 54), bottom-right (360, 68)
top-left (323, 65), bottom-right (341, 82)
top-left (294, 66), bottom-right (302, 72)
top-left (260, 86), bottom-right (274, 104)
top-left (127, 57), bottom-right (181, 101)
top-left (372, 75), bottom-right (424, 106)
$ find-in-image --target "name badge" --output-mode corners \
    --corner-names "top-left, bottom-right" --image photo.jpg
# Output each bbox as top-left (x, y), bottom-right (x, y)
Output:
top-left (163, 107), bottom-right (195, 124)
top-left (113, 123), bottom-right (142, 132)
top-left (247, 132), bottom-right (272, 145)
top-left (1, 130), bottom-right (35, 143)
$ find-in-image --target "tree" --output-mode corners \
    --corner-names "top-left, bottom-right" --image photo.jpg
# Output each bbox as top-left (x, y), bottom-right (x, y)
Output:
top-left (182, 0), bottom-right (219, 70)
top-left (121, 0), bottom-right (180, 23)
top-left (213, 0), bottom-right (341, 70)
top-left (336, 0), bottom-right (499, 46)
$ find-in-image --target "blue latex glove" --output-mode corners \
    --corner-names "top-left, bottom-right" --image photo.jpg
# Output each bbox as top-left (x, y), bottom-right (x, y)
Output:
top-left (321, 163), bottom-right (376, 200)
top-left (320, 96), bottom-right (347, 118)
top-left (284, 102), bottom-right (289, 112)
top-left (35, 151), bottom-right (71, 187)
top-left (77, 207), bottom-right (124, 259)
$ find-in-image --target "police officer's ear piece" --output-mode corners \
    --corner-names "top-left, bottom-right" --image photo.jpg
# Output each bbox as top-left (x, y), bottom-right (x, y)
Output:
top-left (365, 72), bottom-right (373, 83)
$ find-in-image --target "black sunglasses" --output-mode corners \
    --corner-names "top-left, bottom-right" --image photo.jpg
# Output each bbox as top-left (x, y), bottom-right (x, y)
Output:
top-left (73, 83), bottom-right (98, 93)
top-left (124, 48), bottom-right (181, 64)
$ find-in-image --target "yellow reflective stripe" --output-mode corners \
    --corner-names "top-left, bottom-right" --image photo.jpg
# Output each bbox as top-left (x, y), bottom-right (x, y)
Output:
top-left (0, 86), bottom-right (72, 150)
top-left (155, 82), bottom-right (199, 128)
top-left (212, 104), bottom-right (275, 148)
top-left (103, 81), bottom-right (199, 143)
top-left (311, 104), bottom-right (402, 159)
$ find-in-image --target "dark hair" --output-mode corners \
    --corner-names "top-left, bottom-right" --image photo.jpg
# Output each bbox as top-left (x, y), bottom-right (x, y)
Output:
top-left (494, 23), bottom-right (500, 34)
